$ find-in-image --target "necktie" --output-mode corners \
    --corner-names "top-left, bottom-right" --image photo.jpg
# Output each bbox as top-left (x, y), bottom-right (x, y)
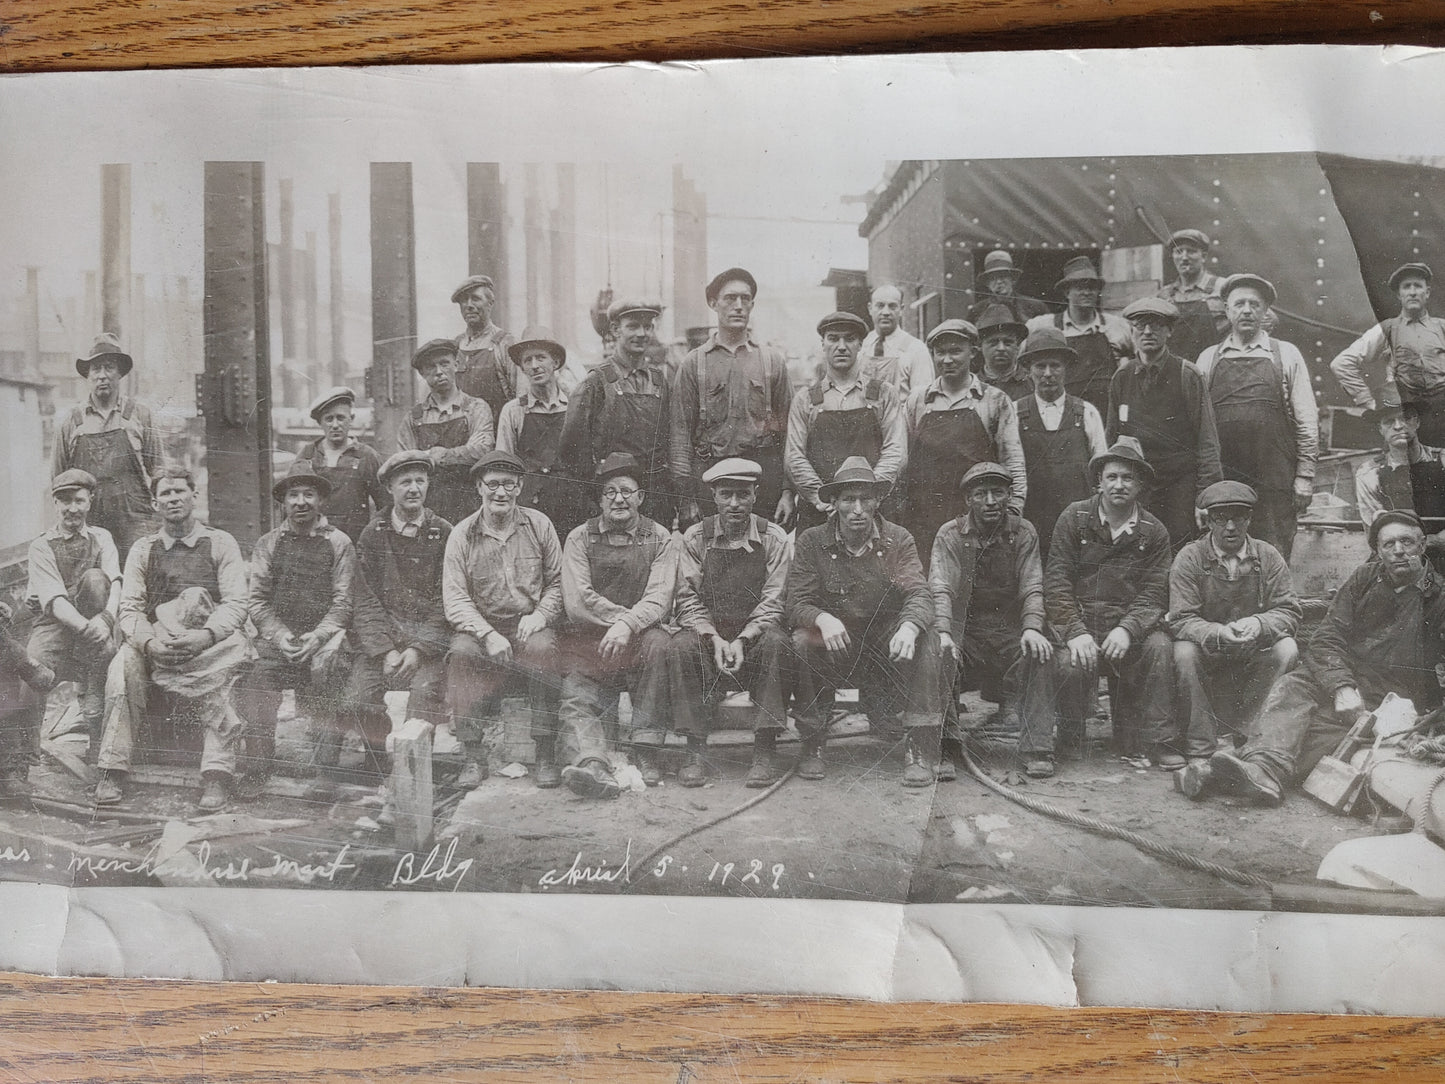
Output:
top-left (874, 334), bottom-right (885, 357)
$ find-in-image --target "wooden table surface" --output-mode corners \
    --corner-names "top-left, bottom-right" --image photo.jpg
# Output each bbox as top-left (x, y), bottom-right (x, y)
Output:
top-left (5, 2), bottom-right (1445, 1078)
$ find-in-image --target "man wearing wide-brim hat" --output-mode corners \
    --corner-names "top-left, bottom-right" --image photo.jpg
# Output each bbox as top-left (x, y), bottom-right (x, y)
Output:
top-left (1353, 382), bottom-right (1445, 533)
top-left (973, 303), bottom-right (1033, 402)
top-left (1168, 481), bottom-right (1301, 792)
top-left (396, 337), bottom-right (497, 526)
top-left (1194, 273), bottom-right (1319, 561)
top-left (52, 332), bottom-right (165, 562)
top-left (1026, 255), bottom-right (1133, 418)
top-left (1157, 229), bottom-right (1228, 363)
top-left (967, 249), bottom-right (1048, 324)
top-left (450, 273), bottom-right (518, 425)
top-left (1033, 436), bottom-right (1176, 778)
top-left (786, 456), bottom-right (941, 784)
top-left (1333, 261), bottom-right (1445, 446)
top-left (292, 385), bottom-right (388, 544)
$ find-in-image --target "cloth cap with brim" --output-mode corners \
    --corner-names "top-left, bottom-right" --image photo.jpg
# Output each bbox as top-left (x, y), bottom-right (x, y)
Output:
top-left (76, 333), bottom-right (134, 378)
top-left (926, 318), bottom-right (980, 346)
top-left (470, 450), bottom-right (527, 479)
top-left (1055, 256), bottom-right (1104, 293)
top-left (272, 469), bottom-right (333, 502)
top-left (974, 306), bottom-right (1028, 341)
top-left (411, 338), bottom-right (460, 371)
top-left (981, 250), bottom-right (1023, 278)
top-left (1389, 262), bottom-right (1434, 290)
top-left (1219, 273), bottom-right (1277, 307)
top-left (818, 456), bottom-right (891, 504)
top-left (378, 450), bottom-right (434, 487)
top-left (606, 299), bottom-right (663, 325)
top-left (1089, 436), bottom-right (1154, 483)
top-left (507, 327), bottom-right (567, 367)
top-left (1370, 508), bottom-right (1427, 550)
top-left (816, 311), bottom-right (868, 337)
top-left (701, 457), bottom-right (762, 486)
top-left (1197, 480), bottom-right (1257, 511)
top-left (959, 462), bottom-right (1012, 493)
top-left (307, 385), bottom-right (357, 421)
top-left (1121, 297), bottom-right (1180, 323)
top-left (705, 267), bottom-right (758, 305)
top-left (1168, 229), bottom-right (1211, 252)
top-left (1019, 327), bottom-right (1078, 365)
top-left (595, 451), bottom-right (644, 484)
top-left (51, 468), bottom-right (98, 496)
top-left (1364, 383), bottom-right (1418, 426)
top-left (450, 274), bottom-right (496, 304)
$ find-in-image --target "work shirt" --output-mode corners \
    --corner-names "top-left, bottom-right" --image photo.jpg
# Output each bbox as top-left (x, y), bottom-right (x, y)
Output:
top-left (929, 510), bottom-right (1045, 638)
top-left (1026, 309), bottom-right (1134, 359)
top-left (561, 516), bottom-right (676, 634)
top-left (559, 356), bottom-right (671, 478)
top-left (1355, 442), bottom-right (1445, 525)
top-left (51, 395), bottom-right (165, 487)
top-left (672, 514), bottom-right (790, 641)
top-left (293, 437), bottom-right (390, 537)
top-left (858, 328), bottom-right (934, 394)
top-left (981, 364), bottom-right (1033, 403)
top-left (1168, 533), bottom-right (1301, 648)
top-left (1331, 312), bottom-right (1445, 405)
top-left (1032, 393), bottom-right (1109, 453)
top-left (1158, 273), bottom-right (1227, 317)
top-left (495, 386), bottom-right (570, 454)
top-left (905, 375), bottom-right (1026, 511)
top-left (786, 515), bottom-right (933, 635)
top-left (350, 507), bottom-right (453, 659)
top-left (1195, 332), bottom-right (1320, 482)
top-left (1044, 495), bottom-right (1171, 643)
top-left (119, 523), bottom-right (250, 650)
top-left (454, 323), bottom-right (517, 395)
top-left (26, 524), bottom-right (120, 618)
top-left (395, 391), bottom-right (496, 464)
top-left (442, 506), bottom-right (564, 640)
top-left (248, 517), bottom-right (356, 645)
top-left (784, 371), bottom-right (908, 504)
top-left (668, 332), bottom-right (792, 481)
top-left (1107, 351), bottom-right (1223, 492)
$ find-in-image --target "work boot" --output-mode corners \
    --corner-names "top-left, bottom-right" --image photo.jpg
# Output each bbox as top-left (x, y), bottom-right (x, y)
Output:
top-left (797, 736), bottom-right (825, 781)
top-left (1180, 757), bottom-right (1212, 800)
top-left (1025, 756), bottom-right (1055, 779)
top-left (634, 746), bottom-right (663, 787)
top-left (533, 739), bottom-right (561, 789)
top-left (456, 759), bottom-right (487, 791)
top-left (93, 769), bottom-right (124, 806)
top-left (1207, 750), bottom-right (1283, 806)
top-left (562, 757), bottom-right (621, 799)
top-left (1151, 745), bottom-right (1187, 772)
top-left (198, 773), bottom-right (230, 812)
top-left (677, 737), bottom-right (708, 788)
top-left (936, 736), bottom-right (960, 783)
top-left (745, 731), bottom-right (783, 788)
top-left (903, 728), bottom-right (941, 788)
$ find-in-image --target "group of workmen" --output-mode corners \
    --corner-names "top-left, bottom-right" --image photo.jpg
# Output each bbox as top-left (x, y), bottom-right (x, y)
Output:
top-left (3, 231), bottom-right (1445, 818)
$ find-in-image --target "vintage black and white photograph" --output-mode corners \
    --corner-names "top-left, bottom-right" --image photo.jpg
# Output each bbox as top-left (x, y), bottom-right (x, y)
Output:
top-left (4, 48), bottom-right (1445, 1006)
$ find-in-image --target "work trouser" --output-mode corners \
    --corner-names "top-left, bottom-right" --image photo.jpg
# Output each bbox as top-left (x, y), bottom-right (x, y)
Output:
top-left (1250, 486), bottom-right (1298, 563)
top-left (96, 642), bottom-right (245, 777)
top-left (665, 627), bottom-right (791, 739)
top-left (1238, 669), bottom-right (1357, 789)
top-left (340, 650), bottom-right (447, 750)
top-left (790, 624), bottom-right (942, 738)
top-left (236, 637), bottom-right (352, 777)
top-left (944, 624), bottom-right (1052, 743)
top-left (1144, 475), bottom-right (1203, 554)
top-left (557, 625), bottom-right (671, 761)
top-left (1026, 629), bottom-right (1174, 757)
top-left (446, 623), bottom-right (561, 761)
top-left (1173, 638), bottom-right (1298, 758)
top-left (0, 674), bottom-right (41, 777)
top-left (27, 618), bottom-right (115, 747)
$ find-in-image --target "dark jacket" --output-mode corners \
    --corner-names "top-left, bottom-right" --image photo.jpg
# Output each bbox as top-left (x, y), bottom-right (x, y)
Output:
top-left (930, 510), bottom-right (1044, 638)
top-left (1045, 496), bottom-right (1171, 643)
top-left (787, 515), bottom-right (933, 636)
top-left (350, 509), bottom-right (453, 659)
top-left (1168, 534), bottom-right (1301, 648)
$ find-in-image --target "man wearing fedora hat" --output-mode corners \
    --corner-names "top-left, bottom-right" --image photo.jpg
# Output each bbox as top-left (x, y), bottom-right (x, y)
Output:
top-left (1169, 481), bottom-right (1301, 774)
top-left (787, 456), bottom-right (941, 784)
top-left (1332, 262), bottom-right (1445, 446)
top-left (293, 386), bottom-right (388, 543)
top-left (1014, 328), bottom-right (1108, 562)
top-left (1108, 296), bottom-right (1223, 550)
top-left (450, 273), bottom-right (517, 425)
top-left (1026, 256), bottom-right (1133, 418)
top-left (1195, 273), bottom-right (1318, 561)
top-left (786, 311), bottom-right (909, 533)
top-left (974, 304), bottom-right (1033, 402)
top-left (237, 464), bottom-right (358, 793)
top-left (670, 268), bottom-right (795, 531)
top-left (1035, 436), bottom-right (1176, 777)
top-left (859, 284), bottom-right (934, 395)
top-left (1157, 230), bottom-right (1228, 364)
top-left (1353, 383), bottom-right (1445, 533)
top-left (561, 298), bottom-right (676, 526)
top-left (967, 250), bottom-right (1048, 324)
top-left (396, 338), bottom-right (497, 526)
top-left (52, 333), bottom-right (164, 562)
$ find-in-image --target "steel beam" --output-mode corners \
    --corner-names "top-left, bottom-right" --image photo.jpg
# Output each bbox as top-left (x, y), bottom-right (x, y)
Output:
top-left (368, 163), bottom-right (417, 456)
top-left (466, 163), bottom-right (508, 329)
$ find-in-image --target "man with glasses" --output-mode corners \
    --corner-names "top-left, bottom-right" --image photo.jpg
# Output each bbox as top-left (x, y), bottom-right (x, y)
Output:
top-left (443, 450), bottom-right (564, 790)
top-left (558, 452), bottom-right (675, 797)
top-left (1169, 482), bottom-right (1301, 789)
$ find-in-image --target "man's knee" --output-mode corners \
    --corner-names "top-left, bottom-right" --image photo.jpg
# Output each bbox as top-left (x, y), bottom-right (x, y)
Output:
top-left (1173, 639), bottom-right (1205, 675)
top-left (1138, 628), bottom-right (1173, 664)
top-left (1270, 636), bottom-right (1300, 671)
top-left (636, 627), bottom-right (670, 664)
top-left (446, 631), bottom-right (486, 668)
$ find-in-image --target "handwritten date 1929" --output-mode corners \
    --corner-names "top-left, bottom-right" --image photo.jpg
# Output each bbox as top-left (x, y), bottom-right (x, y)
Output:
top-left (651, 855), bottom-right (785, 891)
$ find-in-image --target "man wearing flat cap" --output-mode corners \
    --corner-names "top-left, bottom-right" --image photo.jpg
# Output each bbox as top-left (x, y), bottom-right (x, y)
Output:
top-left (52, 333), bottom-right (164, 561)
top-left (237, 463), bottom-right (358, 794)
top-left (1195, 274), bottom-right (1319, 561)
top-left (558, 452), bottom-right (676, 797)
top-left (443, 450), bottom-right (565, 791)
top-left (1195, 510), bottom-right (1445, 806)
top-left (665, 457), bottom-right (793, 788)
top-left (1034, 437), bottom-right (1176, 778)
top-left (451, 273), bottom-right (517, 425)
top-left (1157, 229), bottom-right (1228, 364)
top-left (1333, 262), bottom-right (1445, 446)
top-left (967, 250), bottom-right (1048, 324)
top-left (1353, 383), bottom-right (1445, 533)
top-left (930, 462), bottom-right (1053, 780)
top-left (786, 311), bottom-right (909, 533)
top-left (902, 318), bottom-right (1026, 567)
top-left (787, 457), bottom-right (941, 785)
top-left (93, 465), bottom-right (252, 810)
top-left (340, 450), bottom-right (453, 786)
top-left (23, 469), bottom-right (121, 764)
top-left (292, 386), bottom-right (388, 543)
top-left (975, 304), bottom-right (1033, 402)
top-left (1169, 480), bottom-right (1301, 777)
top-left (859, 284), bottom-right (934, 395)
top-left (496, 327), bottom-right (586, 541)
top-left (1108, 296), bottom-right (1223, 550)
top-left (396, 338), bottom-right (496, 526)
top-left (1026, 256), bottom-right (1133, 418)
top-left (670, 268), bottom-right (795, 532)
top-left (561, 298), bottom-right (676, 526)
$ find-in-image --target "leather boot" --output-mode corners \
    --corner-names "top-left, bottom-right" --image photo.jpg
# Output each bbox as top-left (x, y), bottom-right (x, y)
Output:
top-left (533, 737), bottom-right (561, 789)
top-left (677, 736), bottom-right (708, 787)
top-left (746, 730), bottom-right (783, 788)
top-left (797, 735), bottom-right (825, 780)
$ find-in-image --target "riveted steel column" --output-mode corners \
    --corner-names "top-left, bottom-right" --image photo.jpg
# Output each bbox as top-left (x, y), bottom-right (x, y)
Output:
top-left (368, 163), bottom-right (417, 457)
top-left (467, 163), bottom-right (508, 330)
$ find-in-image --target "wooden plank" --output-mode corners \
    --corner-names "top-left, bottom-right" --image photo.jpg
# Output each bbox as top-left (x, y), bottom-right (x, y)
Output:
top-left (389, 718), bottom-right (433, 852)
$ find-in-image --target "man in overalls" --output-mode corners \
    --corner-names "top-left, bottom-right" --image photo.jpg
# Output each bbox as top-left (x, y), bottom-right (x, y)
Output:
top-left (558, 452), bottom-right (675, 798)
top-left (902, 318), bottom-right (1026, 568)
top-left (93, 466), bottom-right (252, 810)
top-left (24, 469), bottom-right (120, 763)
top-left (785, 311), bottom-right (908, 533)
top-left (1014, 328), bottom-right (1108, 562)
top-left (1170, 481), bottom-right (1301, 793)
top-left (1332, 262), bottom-right (1445, 446)
top-left (670, 268), bottom-right (795, 531)
top-left (665, 458), bottom-right (793, 788)
top-left (858, 284), bottom-right (934, 394)
top-left (1026, 256), bottom-right (1133, 418)
top-left (52, 333), bottom-right (164, 562)
top-left (1353, 383), bottom-right (1445, 534)
top-left (787, 457), bottom-right (941, 784)
top-left (1107, 297), bottom-right (1223, 551)
top-left (396, 338), bottom-right (496, 527)
top-left (0, 602), bottom-right (56, 801)
top-left (1194, 274), bottom-right (1319, 561)
top-left (496, 327), bottom-right (586, 541)
top-left (975, 304), bottom-right (1033, 402)
top-left (560, 299), bottom-right (675, 527)
top-left (451, 274), bottom-right (517, 426)
top-left (966, 250), bottom-right (1048, 324)
top-left (293, 386), bottom-right (388, 543)
top-left (1156, 229), bottom-right (1228, 365)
